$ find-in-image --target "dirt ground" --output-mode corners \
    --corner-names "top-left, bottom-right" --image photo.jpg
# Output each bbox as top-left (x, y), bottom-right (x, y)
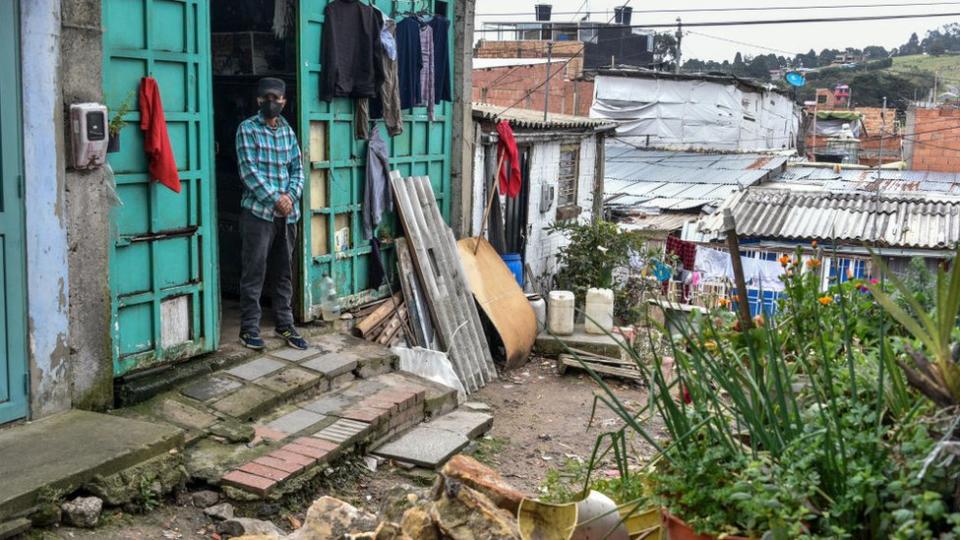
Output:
top-left (32, 357), bottom-right (657, 539)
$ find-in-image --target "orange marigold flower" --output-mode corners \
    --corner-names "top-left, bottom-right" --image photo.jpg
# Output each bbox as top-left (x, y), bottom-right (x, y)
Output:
top-left (778, 255), bottom-right (790, 267)
top-left (717, 297), bottom-right (731, 307)
top-left (818, 296), bottom-right (834, 306)
top-left (752, 315), bottom-right (765, 328)
top-left (811, 240), bottom-right (818, 248)
top-left (806, 258), bottom-right (822, 269)
top-left (846, 268), bottom-right (855, 279)
top-left (704, 339), bottom-right (718, 352)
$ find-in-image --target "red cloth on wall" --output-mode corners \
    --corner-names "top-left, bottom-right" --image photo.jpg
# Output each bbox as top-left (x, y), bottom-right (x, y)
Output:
top-left (666, 235), bottom-right (696, 271)
top-left (139, 77), bottom-right (181, 193)
top-left (496, 120), bottom-right (521, 198)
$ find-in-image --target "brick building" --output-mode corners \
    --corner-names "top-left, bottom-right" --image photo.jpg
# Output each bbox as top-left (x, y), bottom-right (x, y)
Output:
top-left (905, 107), bottom-right (960, 172)
top-left (472, 61), bottom-right (595, 117)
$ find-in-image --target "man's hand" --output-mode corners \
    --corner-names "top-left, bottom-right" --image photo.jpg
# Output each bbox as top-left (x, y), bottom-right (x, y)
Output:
top-left (275, 194), bottom-right (294, 217)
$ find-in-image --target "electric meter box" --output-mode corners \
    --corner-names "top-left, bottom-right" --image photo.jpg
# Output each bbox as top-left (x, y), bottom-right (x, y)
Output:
top-left (69, 103), bottom-right (109, 170)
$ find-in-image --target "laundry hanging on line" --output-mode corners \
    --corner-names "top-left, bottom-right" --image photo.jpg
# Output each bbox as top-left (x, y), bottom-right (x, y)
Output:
top-left (319, 0), bottom-right (385, 101)
top-left (694, 247), bottom-right (786, 292)
top-left (496, 120), bottom-right (522, 199)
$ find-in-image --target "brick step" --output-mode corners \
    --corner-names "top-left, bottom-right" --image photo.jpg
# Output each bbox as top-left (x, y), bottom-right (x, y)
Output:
top-left (213, 372), bottom-right (459, 499)
top-left (371, 406), bottom-right (494, 469)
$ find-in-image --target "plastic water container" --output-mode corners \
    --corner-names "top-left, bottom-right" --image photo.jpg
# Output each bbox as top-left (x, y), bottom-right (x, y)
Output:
top-left (548, 291), bottom-right (575, 335)
top-left (527, 294), bottom-right (547, 330)
top-left (585, 288), bottom-right (614, 335)
top-left (320, 276), bottom-right (341, 322)
top-left (502, 253), bottom-right (523, 287)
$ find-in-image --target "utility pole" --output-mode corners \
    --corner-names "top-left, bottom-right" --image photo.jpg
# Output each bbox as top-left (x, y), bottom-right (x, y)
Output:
top-left (873, 96), bottom-right (886, 242)
top-left (543, 41), bottom-right (553, 121)
top-left (674, 18), bottom-right (683, 74)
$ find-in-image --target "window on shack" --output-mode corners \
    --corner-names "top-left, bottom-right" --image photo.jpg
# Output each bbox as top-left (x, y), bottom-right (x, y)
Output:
top-left (556, 144), bottom-right (580, 221)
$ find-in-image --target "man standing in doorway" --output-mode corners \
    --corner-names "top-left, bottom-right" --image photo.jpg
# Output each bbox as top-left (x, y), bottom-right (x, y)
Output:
top-left (236, 77), bottom-right (308, 351)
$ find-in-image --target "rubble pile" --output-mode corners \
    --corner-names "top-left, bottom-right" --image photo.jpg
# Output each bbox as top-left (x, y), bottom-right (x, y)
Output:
top-left (232, 454), bottom-right (528, 540)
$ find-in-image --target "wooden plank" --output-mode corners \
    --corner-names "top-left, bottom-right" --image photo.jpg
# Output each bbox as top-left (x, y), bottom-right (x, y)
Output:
top-left (559, 355), bottom-right (644, 381)
top-left (355, 293), bottom-right (401, 337)
top-left (377, 308), bottom-right (408, 346)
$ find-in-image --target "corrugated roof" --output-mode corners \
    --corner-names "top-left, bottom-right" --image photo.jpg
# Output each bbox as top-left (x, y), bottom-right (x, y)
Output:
top-left (696, 188), bottom-right (960, 250)
top-left (472, 103), bottom-right (617, 131)
top-left (619, 213), bottom-right (699, 233)
top-left (604, 146), bottom-right (789, 212)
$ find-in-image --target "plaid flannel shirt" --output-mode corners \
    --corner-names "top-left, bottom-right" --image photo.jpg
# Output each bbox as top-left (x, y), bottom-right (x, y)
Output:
top-left (236, 113), bottom-right (305, 223)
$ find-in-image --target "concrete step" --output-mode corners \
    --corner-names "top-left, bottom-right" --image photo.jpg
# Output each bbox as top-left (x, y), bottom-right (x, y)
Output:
top-left (0, 410), bottom-right (182, 522)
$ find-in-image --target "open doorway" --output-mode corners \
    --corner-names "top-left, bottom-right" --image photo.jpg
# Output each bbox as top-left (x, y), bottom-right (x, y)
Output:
top-left (210, 0), bottom-right (300, 341)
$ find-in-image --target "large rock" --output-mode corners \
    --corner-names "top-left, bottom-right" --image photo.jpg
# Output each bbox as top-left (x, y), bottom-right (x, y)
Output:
top-left (379, 483), bottom-right (431, 523)
top-left (61, 496), bottom-right (103, 529)
top-left (288, 496), bottom-right (379, 539)
top-left (204, 502), bottom-right (236, 521)
top-left (400, 507), bottom-right (439, 540)
top-left (430, 480), bottom-right (519, 540)
top-left (192, 490), bottom-right (220, 508)
top-left (218, 517), bottom-right (285, 538)
top-left (440, 454), bottom-right (527, 514)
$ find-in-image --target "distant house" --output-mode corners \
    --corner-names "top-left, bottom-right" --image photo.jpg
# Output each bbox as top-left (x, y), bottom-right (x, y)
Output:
top-left (471, 104), bottom-right (617, 295)
top-left (590, 69), bottom-right (800, 153)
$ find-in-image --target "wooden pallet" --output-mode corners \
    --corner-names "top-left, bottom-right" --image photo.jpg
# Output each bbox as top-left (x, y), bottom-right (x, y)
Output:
top-left (558, 354), bottom-right (644, 381)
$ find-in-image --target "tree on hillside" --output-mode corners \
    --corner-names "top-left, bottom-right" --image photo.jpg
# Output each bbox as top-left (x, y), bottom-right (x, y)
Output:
top-left (654, 31), bottom-right (678, 67)
top-left (900, 33), bottom-right (922, 55)
top-left (864, 46), bottom-right (889, 59)
top-left (819, 49), bottom-right (840, 65)
top-left (929, 39), bottom-right (948, 56)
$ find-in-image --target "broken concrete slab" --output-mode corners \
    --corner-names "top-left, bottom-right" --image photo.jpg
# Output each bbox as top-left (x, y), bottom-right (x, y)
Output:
top-left (255, 367), bottom-right (325, 397)
top-left (301, 354), bottom-right (358, 378)
top-left (534, 326), bottom-right (627, 359)
top-left (0, 410), bottom-right (182, 521)
top-left (154, 399), bottom-right (218, 431)
top-left (210, 385), bottom-right (278, 421)
top-left (269, 347), bottom-right (324, 363)
top-left (0, 518), bottom-right (30, 539)
top-left (373, 426), bottom-right (469, 469)
top-left (266, 409), bottom-right (328, 436)
top-left (426, 410), bottom-right (493, 440)
top-left (181, 375), bottom-right (243, 402)
top-left (225, 357), bottom-right (286, 381)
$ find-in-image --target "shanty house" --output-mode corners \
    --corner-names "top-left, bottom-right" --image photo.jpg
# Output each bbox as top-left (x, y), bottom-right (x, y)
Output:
top-left (471, 103), bottom-right (616, 295)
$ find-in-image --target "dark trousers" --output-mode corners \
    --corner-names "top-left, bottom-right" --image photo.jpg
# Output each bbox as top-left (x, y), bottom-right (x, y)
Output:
top-left (239, 209), bottom-right (297, 335)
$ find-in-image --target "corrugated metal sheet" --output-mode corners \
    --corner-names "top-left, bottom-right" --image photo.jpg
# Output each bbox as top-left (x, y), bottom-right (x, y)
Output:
top-left (620, 213), bottom-right (699, 233)
top-left (472, 103), bottom-right (617, 131)
top-left (697, 188), bottom-right (960, 249)
top-left (605, 146), bottom-right (789, 212)
top-left (779, 167), bottom-right (960, 194)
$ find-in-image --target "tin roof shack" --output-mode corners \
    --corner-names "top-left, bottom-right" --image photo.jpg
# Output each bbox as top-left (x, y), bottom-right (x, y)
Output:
top-left (590, 70), bottom-right (801, 153)
top-left (604, 147), bottom-right (789, 242)
top-left (691, 184), bottom-right (960, 280)
top-left (471, 104), bottom-right (616, 294)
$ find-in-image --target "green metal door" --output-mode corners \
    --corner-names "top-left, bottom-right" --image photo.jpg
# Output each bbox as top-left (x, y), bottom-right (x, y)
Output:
top-left (103, 0), bottom-right (219, 376)
top-left (298, 0), bottom-right (454, 318)
top-left (0, 0), bottom-right (29, 423)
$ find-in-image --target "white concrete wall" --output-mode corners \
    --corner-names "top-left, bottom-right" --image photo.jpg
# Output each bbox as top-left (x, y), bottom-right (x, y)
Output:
top-left (470, 133), bottom-right (599, 295)
top-left (523, 136), bottom-right (597, 295)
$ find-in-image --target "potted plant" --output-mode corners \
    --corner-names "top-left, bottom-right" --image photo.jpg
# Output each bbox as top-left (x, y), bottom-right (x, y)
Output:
top-left (107, 90), bottom-right (135, 153)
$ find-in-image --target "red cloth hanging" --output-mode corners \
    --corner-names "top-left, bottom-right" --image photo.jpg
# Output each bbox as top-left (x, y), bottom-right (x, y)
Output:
top-left (139, 77), bottom-right (181, 193)
top-left (496, 120), bottom-right (522, 199)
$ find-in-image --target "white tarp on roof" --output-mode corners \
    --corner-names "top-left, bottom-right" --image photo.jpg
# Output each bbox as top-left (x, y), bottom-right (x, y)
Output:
top-left (590, 75), bottom-right (800, 153)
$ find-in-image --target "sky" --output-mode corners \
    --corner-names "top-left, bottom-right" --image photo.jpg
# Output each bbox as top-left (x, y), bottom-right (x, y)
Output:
top-left (473, 1), bottom-right (960, 62)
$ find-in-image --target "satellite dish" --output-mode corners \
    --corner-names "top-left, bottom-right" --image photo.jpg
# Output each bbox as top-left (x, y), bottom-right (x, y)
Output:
top-left (785, 71), bottom-right (806, 87)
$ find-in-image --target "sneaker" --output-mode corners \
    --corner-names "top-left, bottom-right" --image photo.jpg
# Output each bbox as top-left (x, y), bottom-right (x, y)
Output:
top-left (240, 331), bottom-right (266, 350)
top-left (276, 326), bottom-right (308, 350)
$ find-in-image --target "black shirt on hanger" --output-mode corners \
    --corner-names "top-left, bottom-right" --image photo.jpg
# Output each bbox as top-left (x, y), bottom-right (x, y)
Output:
top-left (320, 0), bottom-right (385, 100)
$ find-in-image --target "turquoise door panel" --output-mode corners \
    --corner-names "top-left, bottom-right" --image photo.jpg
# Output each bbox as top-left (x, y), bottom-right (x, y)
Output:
top-left (0, 0), bottom-right (30, 424)
top-left (297, 0), bottom-right (454, 318)
top-left (103, 0), bottom-right (219, 377)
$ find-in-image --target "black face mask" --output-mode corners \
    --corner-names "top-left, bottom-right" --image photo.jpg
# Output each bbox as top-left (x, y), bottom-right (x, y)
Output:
top-left (260, 100), bottom-right (283, 119)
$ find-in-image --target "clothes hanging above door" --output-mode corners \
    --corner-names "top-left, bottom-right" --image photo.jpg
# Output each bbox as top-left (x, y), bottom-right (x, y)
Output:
top-left (320, 0), bottom-right (385, 100)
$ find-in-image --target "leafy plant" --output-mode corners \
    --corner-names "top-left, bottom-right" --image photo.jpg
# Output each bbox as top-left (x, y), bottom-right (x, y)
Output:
top-left (548, 220), bottom-right (656, 324)
top-left (868, 248), bottom-right (960, 407)
top-left (108, 90), bottom-right (136, 136)
top-left (554, 244), bottom-right (960, 538)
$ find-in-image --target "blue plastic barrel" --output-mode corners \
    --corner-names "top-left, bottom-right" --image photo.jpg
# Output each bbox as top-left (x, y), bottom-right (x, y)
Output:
top-left (502, 253), bottom-right (523, 287)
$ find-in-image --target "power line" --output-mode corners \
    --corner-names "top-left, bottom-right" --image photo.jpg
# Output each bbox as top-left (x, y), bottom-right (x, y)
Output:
top-left (476, 1), bottom-right (960, 17)
top-left (685, 30), bottom-right (804, 57)
top-left (474, 11), bottom-right (960, 33)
